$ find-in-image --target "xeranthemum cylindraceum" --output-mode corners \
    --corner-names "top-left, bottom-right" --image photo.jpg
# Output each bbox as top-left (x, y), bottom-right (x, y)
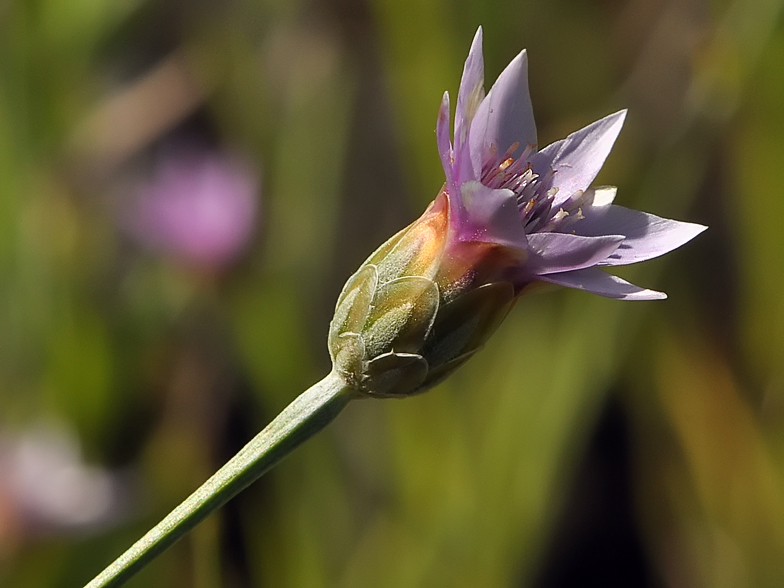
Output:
top-left (434, 26), bottom-right (706, 300)
top-left (83, 29), bottom-right (708, 588)
top-left (328, 26), bottom-right (706, 398)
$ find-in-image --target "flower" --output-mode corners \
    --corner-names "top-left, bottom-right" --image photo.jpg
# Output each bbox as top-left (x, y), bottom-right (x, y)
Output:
top-left (328, 28), bottom-right (705, 399)
top-left (434, 27), bottom-right (707, 300)
top-left (127, 145), bottom-right (260, 269)
top-left (0, 422), bottom-right (127, 550)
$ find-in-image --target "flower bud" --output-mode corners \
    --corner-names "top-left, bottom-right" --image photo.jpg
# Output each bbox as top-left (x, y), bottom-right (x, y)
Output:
top-left (328, 192), bottom-right (516, 398)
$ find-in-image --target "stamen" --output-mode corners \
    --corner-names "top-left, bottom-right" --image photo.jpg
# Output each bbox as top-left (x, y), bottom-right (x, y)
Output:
top-left (476, 143), bottom-right (589, 235)
top-left (502, 141), bottom-right (520, 160)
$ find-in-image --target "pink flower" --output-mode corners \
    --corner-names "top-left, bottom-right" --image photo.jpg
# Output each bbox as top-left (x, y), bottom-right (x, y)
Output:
top-left (434, 27), bottom-right (706, 300)
top-left (129, 146), bottom-right (259, 268)
top-left (328, 28), bottom-right (706, 398)
top-left (0, 423), bottom-right (126, 543)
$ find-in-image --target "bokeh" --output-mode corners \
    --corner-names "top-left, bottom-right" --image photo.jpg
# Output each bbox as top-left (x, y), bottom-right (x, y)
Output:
top-left (1, 0), bottom-right (783, 586)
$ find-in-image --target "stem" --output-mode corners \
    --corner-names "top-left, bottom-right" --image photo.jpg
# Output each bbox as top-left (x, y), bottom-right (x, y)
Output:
top-left (85, 371), bottom-right (355, 588)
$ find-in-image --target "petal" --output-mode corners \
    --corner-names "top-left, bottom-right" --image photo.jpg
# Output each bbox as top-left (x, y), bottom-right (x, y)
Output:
top-left (584, 185), bottom-right (617, 206)
top-left (526, 232), bottom-right (624, 274)
top-left (469, 49), bottom-right (537, 177)
top-left (458, 181), bottom-right (527, 250)
top-left (455, 27), bottom-right (485, 150)
top-left (454, 27), bottom-right (485, 183)
top-left (437, 91), bottom-right (454, 185)
top-left (571, 204), bottom-right (707, 266)
top-left (539, 267), bottom-right (667, 300)
top-left (531, 110), bottom-right (626, 207)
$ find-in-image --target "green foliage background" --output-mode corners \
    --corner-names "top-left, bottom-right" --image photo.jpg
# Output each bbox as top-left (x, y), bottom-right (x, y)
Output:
top-left (1, 0), bottom-right (784, 586)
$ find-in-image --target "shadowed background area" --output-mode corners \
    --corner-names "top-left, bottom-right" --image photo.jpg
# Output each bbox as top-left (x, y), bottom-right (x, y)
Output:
top-left (1, 0), bottom-right (783, 586)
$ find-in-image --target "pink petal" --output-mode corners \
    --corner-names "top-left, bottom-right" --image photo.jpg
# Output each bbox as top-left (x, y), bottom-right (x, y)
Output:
top-left (469, 50), bottom-right (536, 178)
top-left (526, 232), bottom-right (624, 274)
top-left (531, 110), bottom-right (626, 208)
top-left (457, 181), bottom-right (527, 250)
top-left (454, 27), bottom-right (485, 183)
top-left (539, 267), bottom-right (667, 300)
top-left (571, 204), bottom-right (707, 266)
top-left (437, 91), bottom-right (454, 186)
top-left (455, 27), bottom-right (485, 146)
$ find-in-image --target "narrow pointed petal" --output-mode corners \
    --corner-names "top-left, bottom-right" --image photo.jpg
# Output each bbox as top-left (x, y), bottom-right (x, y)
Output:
top-left (540, 267), bottom-right (667, 300)
top-left (571, 204), bottom-right (708, 266)
top-left (469, 50), bottom-right (536, 176)
top-left (453, 28), bottom-right (485, 184)
top-left (455, 28), bottom-right (485, 149)
top-left (526, 232), bottom-right (624, 274)
top-left (458, 181), bottom-right (527, 250)
top-left (531, 110), bottom-right (626, 207)
top-left (436, 91), bottom-right (454, 186)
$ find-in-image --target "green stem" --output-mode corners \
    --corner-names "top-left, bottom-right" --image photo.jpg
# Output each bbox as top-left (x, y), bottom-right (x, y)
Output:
top-left (85, 371), bottom-right (356, 588)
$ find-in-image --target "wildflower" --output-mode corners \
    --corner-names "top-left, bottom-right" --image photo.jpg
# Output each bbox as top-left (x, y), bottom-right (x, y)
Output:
top-left (329, 27), bottom-right (705, 398)
top-left (83, 31), bottom-right (708, 588)
top-left (0, 422), bottom-right (126, 550)
top-left (127, 145), bottom-right (259, 268)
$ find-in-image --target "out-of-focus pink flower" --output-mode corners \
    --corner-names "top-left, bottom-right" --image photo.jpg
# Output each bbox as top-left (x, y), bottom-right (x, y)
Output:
top-left (128, 146), bottom-right (260, 268)
top-left (0, 423), bottom-right (125, 545)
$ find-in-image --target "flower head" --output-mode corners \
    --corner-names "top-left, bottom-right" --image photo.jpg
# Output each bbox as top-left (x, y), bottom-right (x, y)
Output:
top-left (127, 145), bottom-right (260, 269)
top-left (0, 422), bottom-right (126, 550)
top-left (328, 28), bottom-right (705, 398)
top-left (435, 27), bottom-right (706, 300)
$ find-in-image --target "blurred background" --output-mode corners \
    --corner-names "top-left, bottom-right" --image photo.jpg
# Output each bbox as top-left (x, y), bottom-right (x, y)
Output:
top-left (0, 0), bottom-right (783, 586)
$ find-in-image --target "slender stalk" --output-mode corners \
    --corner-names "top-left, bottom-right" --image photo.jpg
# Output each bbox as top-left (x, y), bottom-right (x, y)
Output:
top-left (85, 371), bottom-right (356, 588)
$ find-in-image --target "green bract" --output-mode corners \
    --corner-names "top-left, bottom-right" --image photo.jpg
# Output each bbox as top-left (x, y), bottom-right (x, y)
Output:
top-left (328, 194), bottom-right (516, 398)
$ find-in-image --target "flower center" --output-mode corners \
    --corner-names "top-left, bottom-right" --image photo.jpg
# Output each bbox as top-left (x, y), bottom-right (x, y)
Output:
top-left (479, 144), bottom-right (588, 235)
